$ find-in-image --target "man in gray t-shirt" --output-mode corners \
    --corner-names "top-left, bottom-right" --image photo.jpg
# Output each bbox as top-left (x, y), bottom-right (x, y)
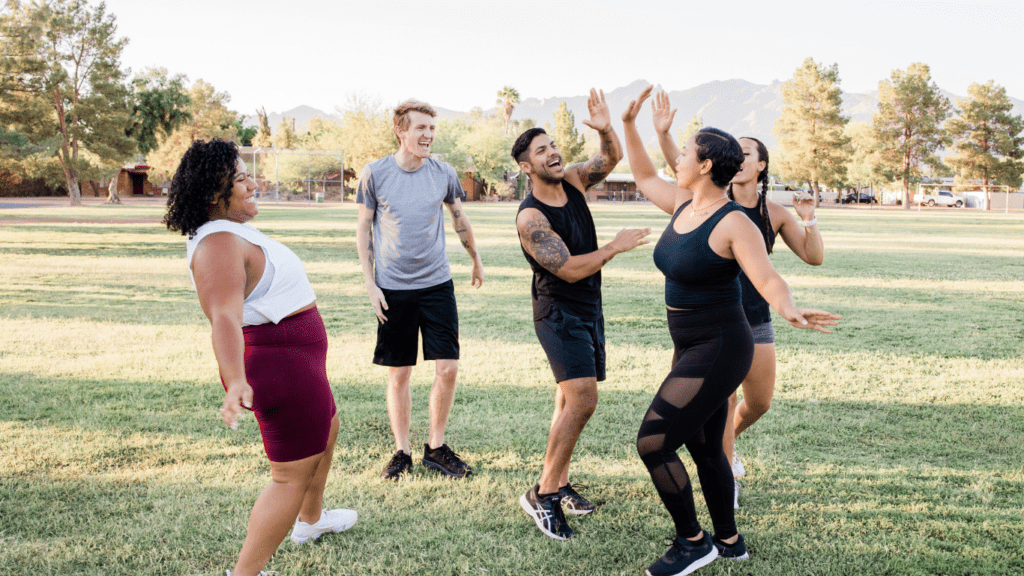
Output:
top-left (355, 98), bottom-right (484, 481)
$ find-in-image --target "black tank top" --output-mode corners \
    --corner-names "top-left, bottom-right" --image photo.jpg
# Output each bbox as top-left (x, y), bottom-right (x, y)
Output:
top-left (737, 201), bottom-right (775, 325)
top-left (517, 181), bottom-right (601, 320)
top-left (653, 200), bottom-right (742, 309)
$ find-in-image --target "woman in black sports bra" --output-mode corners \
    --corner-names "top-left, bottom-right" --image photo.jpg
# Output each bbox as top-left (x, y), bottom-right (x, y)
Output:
top-left (622, 85), bottom-right (840, 576)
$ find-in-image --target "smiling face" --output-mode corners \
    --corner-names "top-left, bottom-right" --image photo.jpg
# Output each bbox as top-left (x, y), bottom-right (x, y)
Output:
top-left (396, 110), bottom-right (436, 159)
top-left (520, 134), bottom-right (564, 184)
top-left (212, 158), bottom-right (258, 223)
top-left (732, 138), bottom-right (766, 185)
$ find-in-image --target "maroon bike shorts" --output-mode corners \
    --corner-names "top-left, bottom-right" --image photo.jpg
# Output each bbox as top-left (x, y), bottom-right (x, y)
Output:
top-left (232, 306), bottom-right (337, 462)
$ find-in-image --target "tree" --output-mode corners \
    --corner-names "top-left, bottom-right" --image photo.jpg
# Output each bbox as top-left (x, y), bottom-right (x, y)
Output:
top-left (145, 79), bottom-right (239, 182)
top-left (943, 80), bottom-right (1024, 209)
top-left (253, 106), bottom-right (273, 147)
top-left (844, 122), bottom-right (884, 195)
top-left (454, 116), bottom-right (515, 191)
top-left (545, 102), bottom-right (586, 164)
top-left (873, 62), bottom-right (952, 209)
top-left (126, 67), bottom-right (191, 156)
top-left (1, 0), bottom-right (136, 205)
top-left (496, 86), bottom-right (520, 135)
top-left (274, 116), bottom-right (297, 149)
top-left (333, 96), bottom-right (395, 176)
top-left (773, 57), bottom-right (851, 206)
top-left (679, 114), bottom-right (703, 146)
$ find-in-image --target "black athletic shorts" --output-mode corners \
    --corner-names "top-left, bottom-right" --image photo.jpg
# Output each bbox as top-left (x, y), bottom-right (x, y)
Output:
top-left (534, 302), bottom-right (606, 383)
top-left (374, 279), bottom-right (459, 366)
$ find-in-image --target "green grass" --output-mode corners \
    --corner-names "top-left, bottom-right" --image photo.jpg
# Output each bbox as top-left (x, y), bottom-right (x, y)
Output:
top-left (1, 202), bottom-right (1022, 575)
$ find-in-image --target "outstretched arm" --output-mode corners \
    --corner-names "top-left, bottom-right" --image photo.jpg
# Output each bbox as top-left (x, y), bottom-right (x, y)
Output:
top-left (652, 90), bottom-right (682, 177)
top-left (775, 192), bottom-right (823, 265)
top-left (446, 198), bottom-right (484, 287)
top-left (622, 85), bottom-right (684, 215)
top-left (565, 88), bottom-right (623, 191)
top-left (517, 207), bottom-right (650, 284)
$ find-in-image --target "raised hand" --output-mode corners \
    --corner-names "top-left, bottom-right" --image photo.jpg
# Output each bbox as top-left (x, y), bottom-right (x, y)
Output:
top-left (622, 85), bottom-right (654, 124)
top-left (581, 88), bottom-right (612, 133)
top-left (652, 90), bottom-right (676, 135)
top-left (793, 191), bottom-right (816, 220)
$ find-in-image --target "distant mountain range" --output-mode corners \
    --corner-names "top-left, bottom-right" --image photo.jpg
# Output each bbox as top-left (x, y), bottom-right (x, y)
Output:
top-left (246, 79), bottom-right (1024, 150)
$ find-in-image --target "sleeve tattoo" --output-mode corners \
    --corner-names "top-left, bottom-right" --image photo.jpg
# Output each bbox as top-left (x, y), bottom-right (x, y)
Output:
top-left (575, 139), bottom-right (613, 189)
top-left (523, 217), bottom-right (570, 272)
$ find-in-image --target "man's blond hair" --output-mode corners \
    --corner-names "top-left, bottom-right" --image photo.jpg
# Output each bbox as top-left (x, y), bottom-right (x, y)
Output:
top-left (393, 99), bottom-right (437, 142)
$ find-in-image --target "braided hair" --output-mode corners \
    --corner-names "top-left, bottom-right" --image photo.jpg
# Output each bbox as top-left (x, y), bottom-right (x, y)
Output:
top-left (727, 137), bottom-right (773, 255)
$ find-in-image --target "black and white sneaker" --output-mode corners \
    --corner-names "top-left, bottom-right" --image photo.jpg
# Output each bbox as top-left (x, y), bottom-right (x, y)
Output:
top-left (558, 483), bottom-right (596, 515)
top-left (422, 443), bottom-right (472, 478)
top-left (645, 531), bottom-right (718, 576)
top-left (712, 533), bottom-right (749, 560)
top-left (519, 484), bottom-right (573, 540)
top-left (380, 450), bottom-right (412, 481)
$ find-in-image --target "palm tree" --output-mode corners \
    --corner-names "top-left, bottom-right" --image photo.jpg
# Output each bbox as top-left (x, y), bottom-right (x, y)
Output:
top-left (496, 86), bottom-right (520, 134)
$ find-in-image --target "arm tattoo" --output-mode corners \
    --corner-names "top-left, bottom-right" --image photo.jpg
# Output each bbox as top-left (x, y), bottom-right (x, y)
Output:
top-left (524, 217), bottom-right (570, 272)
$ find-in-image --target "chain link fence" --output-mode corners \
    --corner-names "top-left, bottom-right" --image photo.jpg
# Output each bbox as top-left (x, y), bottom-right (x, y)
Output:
top-left (238, 147), bottom-right (348, 203)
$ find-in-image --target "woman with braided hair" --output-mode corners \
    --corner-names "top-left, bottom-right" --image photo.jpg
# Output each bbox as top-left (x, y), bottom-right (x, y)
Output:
top-left (652, 94), bottom-right (824, 509)
top-left (625, 85), bottom-right (838, 575)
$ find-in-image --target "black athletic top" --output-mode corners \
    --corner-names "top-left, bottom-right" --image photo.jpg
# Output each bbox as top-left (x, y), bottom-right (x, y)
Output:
top-left (653, 200), bottom-right (743, 309)
top-left (517, 181), bottom-right (601, 321)
top-left (737, 202), bottom-right (775, 325)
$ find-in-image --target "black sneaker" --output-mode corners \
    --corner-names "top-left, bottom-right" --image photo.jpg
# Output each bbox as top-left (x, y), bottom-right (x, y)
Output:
top-left (645, 531), bottom-right (718, 576)
top-left (422, 443), bottom-right (472, 478)
top-left (558, 483), bottom-right (596, 515)
top-left (519, 484), bottom-right (573, 541)
top-left (712, 533), bottom-right (749, 560)
top-left (380, 450), bottom-right (412, 480)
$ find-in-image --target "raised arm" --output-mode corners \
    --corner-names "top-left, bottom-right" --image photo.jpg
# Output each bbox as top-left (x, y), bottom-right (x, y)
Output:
top-left (724, 213), bottom-right (839, 333)
top-left (652, 90), bottom-right (682, 177)
top-left (774, 192), bottom-right (823, 265)
top-left (446, 197), bottom-right (484, 287)
top-left (565, 88), bottom-right (623, 191)
top-left (622, 85), bottom-right (684, 215)
top-left (191, 233), bottom-right (252, 429)
top-left (516, 207), bottom-right (650, 284)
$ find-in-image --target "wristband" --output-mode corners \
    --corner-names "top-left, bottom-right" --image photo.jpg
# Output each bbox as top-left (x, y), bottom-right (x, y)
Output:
top-left (800, 217), bottom-right (817, 227)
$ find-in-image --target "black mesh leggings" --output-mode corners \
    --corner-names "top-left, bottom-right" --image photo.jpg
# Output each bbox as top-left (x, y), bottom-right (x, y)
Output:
top-left (637, 305), bottom-right (754, 540)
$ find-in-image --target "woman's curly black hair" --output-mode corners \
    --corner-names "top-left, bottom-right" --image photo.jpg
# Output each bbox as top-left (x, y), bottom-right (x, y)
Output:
top-left (163, 139), bottom-right (240, 238)
top-left (693, 127), bottom-right (744, 188)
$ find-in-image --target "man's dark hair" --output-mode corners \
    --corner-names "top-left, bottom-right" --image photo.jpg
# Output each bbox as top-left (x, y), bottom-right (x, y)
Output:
top-left (511, 127), bottom-right (548, 163)
top-left (693, 127), bottom-right (743, 188)
top-left (163, 138), bottom-right (239, 238)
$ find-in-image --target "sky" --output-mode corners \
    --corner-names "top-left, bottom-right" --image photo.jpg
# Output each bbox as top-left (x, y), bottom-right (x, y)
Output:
top-left (102, 0), bottom-right (1023, 116)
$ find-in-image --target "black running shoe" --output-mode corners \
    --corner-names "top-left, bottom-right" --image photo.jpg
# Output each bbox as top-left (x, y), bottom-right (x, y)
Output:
top-left (558, 483), bottom-right (596, 515)
top-left (380, 450), bottom-right (412, 480)
top-left (646, 531), bottom-right (718, 576)
top-left (712, 534), bottom-right (749, 560)
top-left (422, 443), bottom-right (472, 478)
top-left (519, 484), bottom-right (573, 541)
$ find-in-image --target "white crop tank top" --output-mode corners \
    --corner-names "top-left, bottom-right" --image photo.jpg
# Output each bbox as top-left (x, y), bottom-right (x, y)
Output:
top-left (186, 219), bottom-right (316, 326)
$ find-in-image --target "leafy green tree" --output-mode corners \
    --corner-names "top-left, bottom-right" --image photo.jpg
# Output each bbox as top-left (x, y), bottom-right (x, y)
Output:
top-left (145, 79), bottom-right (239, 182)
top-left (873, 62), bottom-right (951, 208)
top-left (545, 102), bottom-right (586, 164)
top-left (496, 86), bottom-right (520, 135)
top-left (944, 80), bottom-right (1024, 209)
top-left (253, 107), bottom-right (273, 147)
top-left (845, 122), bottom-right (883, 192)
top-left (0, 0), bottom-right (136, 205)
top-left (454, 116), bottom-right (515, 191)
top-left (773, 57), bottom-right (851, 206)
top-left (334, 96), bottom-right (395, 175)
top-left (679, 114), bottom-right (703, 147)
top-left (230, 115), bottom-right (256, 147)
top-left (274, 117), bottom-right (297, 149)
top-left (127, 68), bottom-right (191, 156)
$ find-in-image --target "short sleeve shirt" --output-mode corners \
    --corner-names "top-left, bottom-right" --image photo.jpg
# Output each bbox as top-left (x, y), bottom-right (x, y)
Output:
top-left (356, 155), bottom-right (460, 290)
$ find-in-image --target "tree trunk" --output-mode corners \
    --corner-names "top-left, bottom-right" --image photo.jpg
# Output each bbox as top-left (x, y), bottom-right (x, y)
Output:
top-left (983, 177), bottom-right (991, 211)
top-left (106, 173), bottom-right (121, 204)
top-left (809, 180), bottom-right (821, 207)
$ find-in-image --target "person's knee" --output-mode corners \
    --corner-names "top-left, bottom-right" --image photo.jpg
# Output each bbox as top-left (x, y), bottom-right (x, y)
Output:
top-left (562, 381), bottom-right (598, 418)
top-left (745, 395), bottom-right (771, 417)
top-left (435, 360), bottom-right (458, 384)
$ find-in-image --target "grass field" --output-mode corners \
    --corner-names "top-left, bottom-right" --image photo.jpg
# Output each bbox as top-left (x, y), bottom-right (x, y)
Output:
top-left (1, 202), bottom-right (1022, 576)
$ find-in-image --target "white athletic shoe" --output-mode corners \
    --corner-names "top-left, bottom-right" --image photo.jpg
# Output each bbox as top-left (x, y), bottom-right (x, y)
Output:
top-left (732, 447), bottom-right (746, 478)
top-left (289, 508), bottom-right (358, 544)
top-left (733, 481), bottom-right (741, 510)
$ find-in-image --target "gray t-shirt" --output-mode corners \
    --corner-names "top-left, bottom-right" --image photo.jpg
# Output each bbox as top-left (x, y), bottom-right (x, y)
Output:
top-left (356, 155), bottom-right (460, 290)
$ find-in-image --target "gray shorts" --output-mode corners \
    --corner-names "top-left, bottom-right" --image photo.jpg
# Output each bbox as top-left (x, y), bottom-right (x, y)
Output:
top-left (750, 320), bottom-right (775, 344)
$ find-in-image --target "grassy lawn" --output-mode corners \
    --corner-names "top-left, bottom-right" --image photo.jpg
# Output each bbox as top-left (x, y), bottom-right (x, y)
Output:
top-left (1, 202), bottom-right (1022, 575)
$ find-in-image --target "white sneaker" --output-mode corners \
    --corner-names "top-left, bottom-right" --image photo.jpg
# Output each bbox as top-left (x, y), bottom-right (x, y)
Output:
top-left (289, 508), bottom-right (358, 544)
top-left (733, 481), bottom-right (741, 510)
top-left (732, 447), bottom-right (745, 478)
top-left (226, 571), bottom-right (278, 575)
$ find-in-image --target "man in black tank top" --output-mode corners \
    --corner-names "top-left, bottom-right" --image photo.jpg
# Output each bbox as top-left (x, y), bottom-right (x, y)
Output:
top-left (511, 89), bottom-right (652, 541)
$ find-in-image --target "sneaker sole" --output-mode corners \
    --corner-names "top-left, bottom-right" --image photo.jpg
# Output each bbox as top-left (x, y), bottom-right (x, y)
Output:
top-left (645, 547), bottom-right (718, 576)
top-left (422, 459), bottom-right (471, 478)
top-left (562, 506), bottom-right (595, 516)
top-left (719, 551), bottom-right (750, 560)
top-left (518, 494), bottom-right (569, 541)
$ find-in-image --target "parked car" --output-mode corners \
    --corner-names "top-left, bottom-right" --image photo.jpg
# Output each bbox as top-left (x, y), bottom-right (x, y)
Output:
top-left (914, 190), bottom-right (964, 207)
top-left (842, 192), bottom-right (878, 204)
